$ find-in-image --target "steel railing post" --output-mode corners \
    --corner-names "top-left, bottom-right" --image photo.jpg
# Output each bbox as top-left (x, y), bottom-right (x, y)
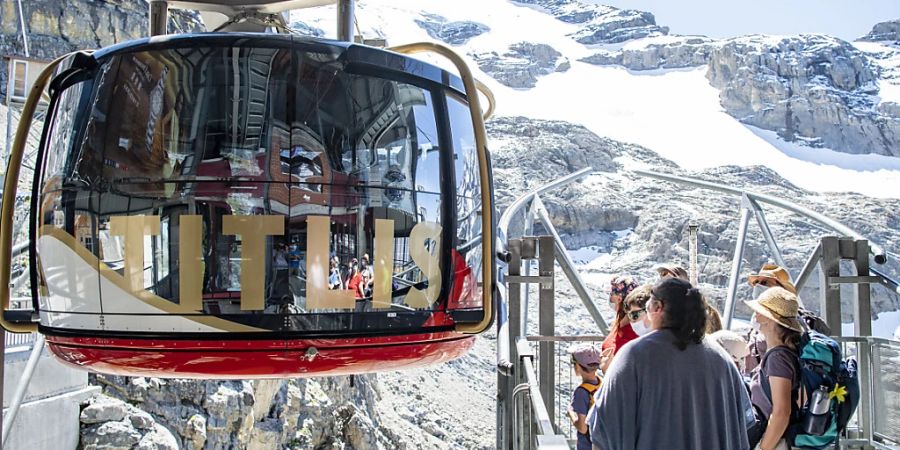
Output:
top-left (723, 195), bottom-right (753, 329)
top-left (503, 239), bottom-right (524, 450)
top-left (523, 200), bottom-right (535, 334)
top-left (688, 221), bottom-right (699, 286)
top-left (538, 236), bottom-right (556, 432)
top-left (819, 237), bottom-right (842, 335)
top-left (853, 241), bottom-right (873, 443)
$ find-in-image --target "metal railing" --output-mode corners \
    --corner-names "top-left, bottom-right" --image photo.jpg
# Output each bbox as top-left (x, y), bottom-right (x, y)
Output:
top-left (497, 168), bottom-right (900, 450)
top-left (835, 337), bottom-right (900, 449)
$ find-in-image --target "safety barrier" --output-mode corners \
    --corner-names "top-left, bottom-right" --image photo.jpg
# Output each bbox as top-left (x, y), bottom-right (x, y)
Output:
top-left (836, 336), bottom-right (900, 449)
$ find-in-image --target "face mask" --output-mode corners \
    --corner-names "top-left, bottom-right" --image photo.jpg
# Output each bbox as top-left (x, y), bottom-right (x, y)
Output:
top-left (632, 319), bottom-right (652, 336)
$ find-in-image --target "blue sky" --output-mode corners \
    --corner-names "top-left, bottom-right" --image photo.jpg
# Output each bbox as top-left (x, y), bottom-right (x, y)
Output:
top-left (596, 0), bottom-right (900, 41)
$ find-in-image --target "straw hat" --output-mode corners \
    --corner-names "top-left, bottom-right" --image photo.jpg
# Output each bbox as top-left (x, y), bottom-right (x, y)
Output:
top-left (744, 287), bottom-right (803, 332)
top-left (748, 263), bottom-right (797, 294)
top-left (653, 263), bottom-right (688, 281)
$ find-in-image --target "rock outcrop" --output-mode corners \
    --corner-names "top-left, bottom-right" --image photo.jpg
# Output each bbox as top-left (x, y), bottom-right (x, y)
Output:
top-left (580, 36), bottom-right (718, 70)
top-left (0, 0), bottom-right (204, 97)
top-left (84, 374), bottom-right (411, 450)
top-left (707, 34), bottom-right (900, 157)
top-left (512, 0), bottom-right (668, 44)
top-left (415, 13), bottom-right (489, 46)
top-left (471, 42), bottom-right (569, 88)
top-left (859, 19), bottom-right (900, 43)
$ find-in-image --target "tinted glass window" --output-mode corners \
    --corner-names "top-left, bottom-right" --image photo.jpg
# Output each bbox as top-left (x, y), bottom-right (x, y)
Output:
top-left (448, 95), bottom-right (483, 310)
top-left (36, 43), bottom-right (463, 334)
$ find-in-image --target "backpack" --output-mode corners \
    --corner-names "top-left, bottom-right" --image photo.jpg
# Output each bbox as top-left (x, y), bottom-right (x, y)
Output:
top-left (574, 380), bottom-right (601, 439)
top-left (577, 380), bottom-right (601, 409)
top-left (763, 331), bottom-right (860, 449)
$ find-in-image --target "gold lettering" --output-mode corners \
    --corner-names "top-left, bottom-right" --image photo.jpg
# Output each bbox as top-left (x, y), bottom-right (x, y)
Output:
top-left (305, 216), bottom-right (355, 310)
top-left (372, 219), bottom-right (395, 309)
top-left (404, 222), bottom-right (442, 309)
top-left (179, 215), bottom-right (203, 310)
top-left (222, 215), bottom-right (284, 310)
top-left (109, 216), bottom-right (160, 294)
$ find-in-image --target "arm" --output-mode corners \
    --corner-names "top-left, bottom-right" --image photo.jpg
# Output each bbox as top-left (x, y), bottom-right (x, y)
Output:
top-left (760, 376), bottom-right (792, 450)
top-left (574, 412), bottom-right (588, 435)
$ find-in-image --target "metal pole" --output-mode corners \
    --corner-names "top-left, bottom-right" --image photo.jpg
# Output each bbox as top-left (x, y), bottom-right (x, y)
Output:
top-left (531, 197), bottom-right (608, 334)
top-left (748, 198), bottom-right (789, 276)
top-left (337, 0), bottom-right (355, 42)
top-left (818, 237), bottom-right (842, 335)
top-left (852, 240), bottom-right (873, 443)
top-left (149, 1), bottom-right (168, 36)
top-left (15, 0), bottom-right (29, 57)
top-left (537, 236), bottom-right (555, 430)
top-left (522, 199), bottom-right (535, 334)
top-left (500, 239), bottom-right (523, 450)
top-left (2, 334), bottom-right (43, 446)
top-left (688, 221), bottom-right (699, 286)
top-left (723, 197), bottom-right (752, 329)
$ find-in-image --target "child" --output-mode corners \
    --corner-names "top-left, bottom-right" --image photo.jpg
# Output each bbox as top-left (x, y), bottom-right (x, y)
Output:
top-left (567, 343), bottom-right (602, 450)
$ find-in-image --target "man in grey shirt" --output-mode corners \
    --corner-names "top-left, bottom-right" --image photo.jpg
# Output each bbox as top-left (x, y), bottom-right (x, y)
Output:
top-left (588, 279), bottom-right (754, 450)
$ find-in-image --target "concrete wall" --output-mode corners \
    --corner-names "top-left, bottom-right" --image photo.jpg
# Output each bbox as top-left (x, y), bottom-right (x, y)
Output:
top-left (2, 345), bottom-right (99, 450)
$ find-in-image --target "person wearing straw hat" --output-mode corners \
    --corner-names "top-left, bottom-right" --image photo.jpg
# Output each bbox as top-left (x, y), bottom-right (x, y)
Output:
top-left (745, 287), bottom-right (803, 450)
top-left (748, 263), bottom-right (797, 294)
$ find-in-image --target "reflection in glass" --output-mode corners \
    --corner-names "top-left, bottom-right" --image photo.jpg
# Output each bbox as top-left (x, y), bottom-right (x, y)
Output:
top-left (35, 41), bottom-right (486, 334)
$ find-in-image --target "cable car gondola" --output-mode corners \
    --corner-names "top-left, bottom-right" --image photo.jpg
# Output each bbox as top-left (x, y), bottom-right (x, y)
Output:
top-left (0, 0), bottom-right (497, 378)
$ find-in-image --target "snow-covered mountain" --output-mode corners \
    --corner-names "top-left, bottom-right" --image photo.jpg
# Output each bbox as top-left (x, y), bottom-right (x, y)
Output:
top-left (292, 0), bottom-right (900, 200)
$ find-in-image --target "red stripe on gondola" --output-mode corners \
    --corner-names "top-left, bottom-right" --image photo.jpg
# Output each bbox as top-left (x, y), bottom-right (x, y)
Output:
top-left (45, 332), bottom-right (474, 379)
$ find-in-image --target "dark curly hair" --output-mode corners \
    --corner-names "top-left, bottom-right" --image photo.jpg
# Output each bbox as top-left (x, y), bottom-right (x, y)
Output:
top-left (651, 278), bottom-right (708, 351)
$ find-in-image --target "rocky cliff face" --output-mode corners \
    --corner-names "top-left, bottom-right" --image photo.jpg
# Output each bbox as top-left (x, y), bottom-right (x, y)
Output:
top-left (0, 0), bottom-right (203, 97)
top-left (415, 13), bottom-right (489, 46)
top-left (512, 0), bottom-right (668, 44)
top-left (706, 34), bottom-right (900, 157)
top-left (471, 42), bottom-right (569, 88)
top-left (83, 374), bottom-right (414, 450)
top-left (579, 36), bottom-right (717, 70)
top-left (860, 19), bottom-right (900, 43)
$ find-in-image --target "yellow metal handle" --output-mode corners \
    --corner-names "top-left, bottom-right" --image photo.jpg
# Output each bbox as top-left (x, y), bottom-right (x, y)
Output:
top-left (0, 53), bottom-right (83, 333)
top-left (388, 42), bottom-right (495, 334)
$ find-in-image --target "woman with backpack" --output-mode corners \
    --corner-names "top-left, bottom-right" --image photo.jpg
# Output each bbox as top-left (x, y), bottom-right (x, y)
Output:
top-left (745, 287), bottom-right (804, 450)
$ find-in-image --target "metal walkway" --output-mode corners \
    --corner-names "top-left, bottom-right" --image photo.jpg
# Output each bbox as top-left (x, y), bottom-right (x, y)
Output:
top-left (495, 168), bottom-right (900, 450)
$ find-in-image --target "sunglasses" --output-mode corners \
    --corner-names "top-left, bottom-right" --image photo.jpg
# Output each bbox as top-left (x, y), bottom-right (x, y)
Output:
top-left (627, 309), bottom-right (646, 322)
top-left (753, 278), bottom-right (779, 288)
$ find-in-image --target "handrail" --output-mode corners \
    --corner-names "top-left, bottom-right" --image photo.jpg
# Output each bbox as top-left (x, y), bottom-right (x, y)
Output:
top-left (497, 167), bottom-right (594, 244)
top-left (634, 170), bottom-right (888, 264)
top-left (496, 168), bottom-right (595, 370)
top-left (388, 42), bottom-right (494, 334)
top-left (0, 52), bottom-right (82, 333)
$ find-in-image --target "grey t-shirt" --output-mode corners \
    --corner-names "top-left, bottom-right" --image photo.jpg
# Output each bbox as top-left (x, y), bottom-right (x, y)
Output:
top-left (588, 329), bottom-right (753, 450)
top-left (749, 346), bottom-right (800, 418)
